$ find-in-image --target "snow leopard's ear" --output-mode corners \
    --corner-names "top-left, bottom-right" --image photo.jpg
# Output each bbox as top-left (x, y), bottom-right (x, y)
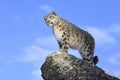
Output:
top-left (51, 11), bottom-right (57, 15)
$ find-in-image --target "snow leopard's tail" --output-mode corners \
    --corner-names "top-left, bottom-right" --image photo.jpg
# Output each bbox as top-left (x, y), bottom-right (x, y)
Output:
top-left (93, 56), bottom-right (99, 65)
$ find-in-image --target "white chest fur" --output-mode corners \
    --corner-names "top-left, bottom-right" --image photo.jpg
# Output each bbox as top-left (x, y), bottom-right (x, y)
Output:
top-left (53, 28), bottom-right (63, 42)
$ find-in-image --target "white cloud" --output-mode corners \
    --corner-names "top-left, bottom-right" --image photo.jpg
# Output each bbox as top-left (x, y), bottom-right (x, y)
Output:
top-left (17, 38), bottom-right (54, 80)
top-left (17, 35), bottom-right (58, 80)
top-left (17, 45), bottom-right (51, 63)
top-left (84, 26), bottom-right (117, 46)
top-left (39, 5), bottom-right (53, 12)
top-left (17, 35), bottom-right (58, 63)
top-left (35, 35), bottom-right (58, 49)
top-left (108, 53), bottom-right (120, 65)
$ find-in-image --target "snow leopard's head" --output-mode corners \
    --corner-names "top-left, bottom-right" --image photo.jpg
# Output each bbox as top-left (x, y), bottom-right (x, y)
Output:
top-left (44, 11), bottom-right (59, 27)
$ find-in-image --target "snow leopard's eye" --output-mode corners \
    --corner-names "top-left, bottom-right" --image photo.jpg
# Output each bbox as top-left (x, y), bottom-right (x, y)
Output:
top-left (51, 22), bottom-right (53, 24)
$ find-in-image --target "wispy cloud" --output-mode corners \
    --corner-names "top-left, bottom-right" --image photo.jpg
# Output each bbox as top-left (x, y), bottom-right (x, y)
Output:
top-left (17, 36), bottom-right (55, 80)
top-left (85, 26), bottom-right (117, 46)
top-left (108, 53), bottom-right (120, 65)
top-left (17, 35), bottom-right (57, 63)
top-left (39, 5), bottom-right (53, 12)
top-left (17, 45), bottom-right (51, 63)
top-left (35, 35), bottom-right (58, 49)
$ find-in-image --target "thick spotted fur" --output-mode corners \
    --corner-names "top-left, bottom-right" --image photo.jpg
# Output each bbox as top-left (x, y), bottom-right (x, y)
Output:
top-left (44, 11), bottom-right (98, 66)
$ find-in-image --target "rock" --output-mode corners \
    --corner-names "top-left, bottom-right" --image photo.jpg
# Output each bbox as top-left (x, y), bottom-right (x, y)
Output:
top-left (41, 50), bottom-right (120, 80)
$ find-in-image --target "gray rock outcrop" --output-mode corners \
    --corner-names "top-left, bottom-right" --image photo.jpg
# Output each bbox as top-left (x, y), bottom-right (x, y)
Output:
top-left (41, 50), bottom-right (120, 80)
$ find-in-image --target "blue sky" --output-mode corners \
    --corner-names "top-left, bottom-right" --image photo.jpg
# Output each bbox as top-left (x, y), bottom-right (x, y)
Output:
top-left (0, 0), bottom-right (120, 80)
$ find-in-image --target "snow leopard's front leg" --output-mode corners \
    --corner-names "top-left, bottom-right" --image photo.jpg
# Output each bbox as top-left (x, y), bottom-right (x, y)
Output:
top-left (58, 31), bottom-right (69, 53)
